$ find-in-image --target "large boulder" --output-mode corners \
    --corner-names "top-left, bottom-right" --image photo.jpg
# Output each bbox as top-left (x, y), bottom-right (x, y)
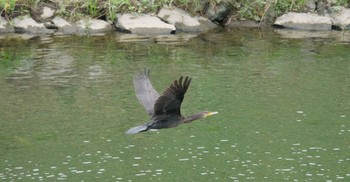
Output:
top-left (115, 14), bottom-right (175, 35)
top-left (205, 1), bottom-right (231, 24)
top-left (13, 15), bottom-right (54, 34)
top-left (30, 1), bottom-right (57, 23)
top-left (0, 17), bottom-right (14, 33)
top-left (274, 12), bottom-right (332, 30)
top-left (51, 16), bottom-right (79, 34)
top-left (41, 6), bottom-right (56, 19)
top-left (76, 19), bottom-right (113, 34)
top-left (331, 7), bottom-right (350, 30)
top-left (51, 17), bottom-right (113, 35)
top-left (157, 7), bottom-right (217, 32)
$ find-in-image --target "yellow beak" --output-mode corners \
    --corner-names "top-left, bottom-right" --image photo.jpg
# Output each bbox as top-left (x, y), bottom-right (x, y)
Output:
top-left (204, 111), bottom-right (219, 118)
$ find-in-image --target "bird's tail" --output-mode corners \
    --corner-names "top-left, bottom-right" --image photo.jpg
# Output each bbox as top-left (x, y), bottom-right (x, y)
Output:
top-left (125, 125), bottom-right (148, 134)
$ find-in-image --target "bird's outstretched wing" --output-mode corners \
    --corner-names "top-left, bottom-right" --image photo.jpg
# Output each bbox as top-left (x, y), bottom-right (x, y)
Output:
top-left (134, 69), bottom-right (160, 116)
top-left (153, 76), bottom-right (192, 116)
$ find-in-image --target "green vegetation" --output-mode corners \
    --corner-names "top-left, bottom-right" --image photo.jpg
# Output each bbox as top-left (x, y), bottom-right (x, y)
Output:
top-left (0, 0), bottom-right (17, 14)
top-left (1, 0), bottom-right (349, 22)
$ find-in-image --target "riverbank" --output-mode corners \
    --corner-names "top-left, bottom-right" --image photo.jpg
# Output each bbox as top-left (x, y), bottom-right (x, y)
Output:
top-left (1, 0), bottom-right (350, 35)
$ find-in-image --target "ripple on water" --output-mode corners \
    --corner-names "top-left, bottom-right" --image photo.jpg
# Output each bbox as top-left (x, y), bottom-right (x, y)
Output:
top-left (71, 169), bottom-right (84, 174)
top-left (309, 147), bottom-right (323, 150)
top-left (135, 173), bottom-right (146, 176)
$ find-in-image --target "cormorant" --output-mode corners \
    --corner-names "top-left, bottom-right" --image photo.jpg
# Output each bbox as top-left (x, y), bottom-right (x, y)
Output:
top-left (126, 69), bottom-right (218, 134)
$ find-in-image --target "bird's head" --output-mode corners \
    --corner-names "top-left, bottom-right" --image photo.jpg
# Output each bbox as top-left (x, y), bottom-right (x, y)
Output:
top-left (183, 111), bottom-right (218, 123)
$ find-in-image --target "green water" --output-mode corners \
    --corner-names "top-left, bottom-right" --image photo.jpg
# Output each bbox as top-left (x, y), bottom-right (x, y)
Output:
top-left (0, 29), bottom-right (349, 181)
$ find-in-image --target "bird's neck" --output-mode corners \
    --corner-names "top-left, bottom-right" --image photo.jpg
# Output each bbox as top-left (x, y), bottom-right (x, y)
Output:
top-left (182, 112), bottom-right (203, 123)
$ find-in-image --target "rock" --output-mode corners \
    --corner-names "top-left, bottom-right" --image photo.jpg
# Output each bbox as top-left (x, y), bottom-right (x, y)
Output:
top-left (44, 22), bottom-right (58, 30)
top-left (30, 1), bottom-right (58, 23)
top-left (41, 7), bottom-right (55, 19)
top-left (306, 0), bottom-right (317, 12)
top-left (274, 12), bottom-right (332, 30)
top-left (12, 15), bottom-right (54, 34)
top-left (205, 1), bottom-right (231, 24)
top-left (52, 17), bottom-right (71, 27)
top-left (115, 14), bottom-right (175, 35)
top-left (331, 7), bottom-right (350, 30)
top-left (76, 19), bottom-right (113, 34)
top-left (157, 6), bottom-right (217, 32)
top-left (0, 17), bottom-right (14, 33)
top-left (51, 16), bottom-right (79, 34)
top-left (52, 17), bottom-right (113, 35)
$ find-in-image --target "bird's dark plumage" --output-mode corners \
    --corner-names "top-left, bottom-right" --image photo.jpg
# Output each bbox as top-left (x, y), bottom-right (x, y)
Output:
top-left (154, 76), bottom-right (191, 116)
top-left (126, 69), bottom-right (218, 134)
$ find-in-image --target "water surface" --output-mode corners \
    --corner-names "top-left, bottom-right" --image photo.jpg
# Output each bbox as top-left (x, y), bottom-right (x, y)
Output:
top-left (1, 29), bottom-right (350, 181)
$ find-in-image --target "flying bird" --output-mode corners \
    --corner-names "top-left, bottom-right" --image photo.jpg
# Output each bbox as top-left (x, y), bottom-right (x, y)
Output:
top-left (126, 69), bottom-right (218, 134)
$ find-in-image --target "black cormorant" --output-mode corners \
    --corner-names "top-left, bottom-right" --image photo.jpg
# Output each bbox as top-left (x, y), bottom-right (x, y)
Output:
top-left (126, 69), bottom-right (218, 134)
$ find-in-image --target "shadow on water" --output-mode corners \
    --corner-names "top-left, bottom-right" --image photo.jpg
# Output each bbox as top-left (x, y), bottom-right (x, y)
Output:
top-left (1, 29), bottom-right (350, 181)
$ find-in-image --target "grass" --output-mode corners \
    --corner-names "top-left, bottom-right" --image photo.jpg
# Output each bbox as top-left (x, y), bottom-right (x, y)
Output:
top-left (1, 0), bottom-right (349, 22)
top-left (0, 0), bottom-right (17, 14)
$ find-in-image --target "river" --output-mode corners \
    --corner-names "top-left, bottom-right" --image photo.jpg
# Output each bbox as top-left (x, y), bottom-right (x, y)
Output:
top-left (1, 28), bottom-right (350, 181)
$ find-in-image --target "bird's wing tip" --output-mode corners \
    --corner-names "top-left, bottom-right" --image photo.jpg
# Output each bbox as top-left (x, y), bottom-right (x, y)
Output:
top-left (125, 125), bottom-right (148, 135)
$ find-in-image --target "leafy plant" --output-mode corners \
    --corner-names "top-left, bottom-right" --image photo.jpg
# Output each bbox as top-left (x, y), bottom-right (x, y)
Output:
top-left (85, 0), bottom-right (98, 17)
top-left (0, 0), bottom-right (17, 14)
top-left (273, 0), bottom-right (307, 15)
top-left (333, 0), bottom-right (349, 7)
